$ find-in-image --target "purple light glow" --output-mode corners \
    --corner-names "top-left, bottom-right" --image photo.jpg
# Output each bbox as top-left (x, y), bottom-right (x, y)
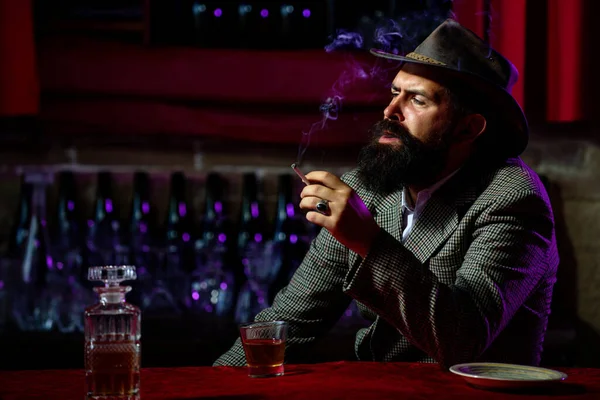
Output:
top-left (251, 202), bottom-right (259, 218)
top-left (142, 201), bottom-right (150, 214)
top-left (215, 201), bottom-right (223, 214)
top-left (220, 282), bottom-right (228, 290)
top-left (290, 234), bottom-right (298, 244)
top-left (41, 219), bottom-right (46, 227)
top-left (87, 220), bottom-right (94, 228)
top-left (138, 266), bottom-right (147, 275)
top-left (178, 202), bottom-right (187, 217)
top-left (0, 280), bottom-right (4, 290)
top-left (302, 9), bottom-right (311, 18)
top-left (46, 255), bottom-right (53, 269)
top-left (260, 9), bottom-right (269, 18)
top-left (254, 233), bottom-right (263, 242)
top-left (105, 199), bottom-right (113, 213)
top-left (67, 200), bottom-right (75, 211)
top-left (204, 304), bottom-right (213, 312)
top-left (182, 232), bottom-right (191, 242)
top-left (68, 276), bottom-right (76, 284)
top-left (214, 8), bottom-right (222, 17)
top-left (192, 291), bottom-right (200, 301)
top-left (218, 233), bottom-right (227, 243)
top-left (57, 262), bottom-right (64, 270)
top-left (286, 203), bottom-right (295, 217)
top-left (140, 223), bottom-right (147, 233)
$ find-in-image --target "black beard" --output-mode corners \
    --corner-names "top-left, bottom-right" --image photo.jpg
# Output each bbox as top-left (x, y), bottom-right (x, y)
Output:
top-left (357, 119), bottom-right (452, 195)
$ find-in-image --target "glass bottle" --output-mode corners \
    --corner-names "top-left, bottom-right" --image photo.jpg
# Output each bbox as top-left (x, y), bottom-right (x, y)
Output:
top-left (269, 173), bottom-right (309, 303)
top-left (52, 171), bottom-right (83, 260)
top-left (4, 179), bottom-right (32, 331)
top-left (190, 172), bottom-right (236, 317)
top-left (163, 172), bottom-right (194, 276)
top-left (11, 175), bottom-right (55, 332)
top-left (2, 179), bottom-right (33, 332)
top-left (129, 172), bottom-right (156, 274)
top-left (86, 172), bottom-right (125, 267)
top-left (144, 171), bottom-right (191, 315)
top-left (50, 171), bottom-right (89, 333)
top-left (234, 172), bottom-right (273, 323)
top-left (163, 172), bottom-right (193, 306)
top-left (8, 178), bottom-right (33, 259)
top-left (128, 172), bottom-right (157, 308)
top-left (237, 173), bottom-right (269, 254)
top-left (85, 265), bottom-right (141, 399)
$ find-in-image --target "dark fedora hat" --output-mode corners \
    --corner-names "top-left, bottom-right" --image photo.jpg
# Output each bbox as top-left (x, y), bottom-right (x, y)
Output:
top-left (370, 18), bottom-right (528, 157)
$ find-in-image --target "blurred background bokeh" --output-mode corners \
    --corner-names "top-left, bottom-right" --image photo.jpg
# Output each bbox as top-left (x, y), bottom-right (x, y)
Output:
top-left (0, 0), bottom-right (599, 370)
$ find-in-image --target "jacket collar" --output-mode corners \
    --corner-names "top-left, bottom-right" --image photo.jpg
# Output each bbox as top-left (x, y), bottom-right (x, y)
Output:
top-left (373, 166), bottom-right (481, 264)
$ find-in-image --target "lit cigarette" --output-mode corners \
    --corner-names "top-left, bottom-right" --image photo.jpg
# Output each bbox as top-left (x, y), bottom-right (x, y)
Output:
top-left (291, 163), bottom-right (310, 186)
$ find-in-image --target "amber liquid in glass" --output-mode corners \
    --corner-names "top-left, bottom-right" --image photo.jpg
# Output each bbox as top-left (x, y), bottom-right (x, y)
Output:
top-left (86, 341), bottom-right (140, 397)
top-left (243, 338), bottom-right (285, 368)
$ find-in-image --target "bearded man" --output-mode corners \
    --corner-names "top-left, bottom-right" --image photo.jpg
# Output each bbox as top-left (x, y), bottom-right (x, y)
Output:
top-left (215, 19), bottom-right (558, 369)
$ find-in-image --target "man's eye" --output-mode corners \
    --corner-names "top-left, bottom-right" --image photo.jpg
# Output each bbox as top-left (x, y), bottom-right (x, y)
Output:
top-left (412, 97), bottom-right (425, 106)
top-left (391, 92), bottom-right (399, 98)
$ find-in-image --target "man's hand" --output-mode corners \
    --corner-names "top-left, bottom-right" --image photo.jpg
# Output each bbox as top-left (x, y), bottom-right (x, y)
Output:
top-left (299, 171), bottom-right (380, 258)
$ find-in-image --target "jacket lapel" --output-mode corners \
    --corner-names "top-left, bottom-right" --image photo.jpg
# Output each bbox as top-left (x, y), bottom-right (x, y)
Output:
top-left (348, 190), bottom-right (402, 268)
top-left (349, 166), bottom-right (481, 266)
top-left (402, 194), bottom-right (458, 263)
top-left (402, 173), bottom-right (479, 264)
top-left (375, 190), bottom-right (403, 242)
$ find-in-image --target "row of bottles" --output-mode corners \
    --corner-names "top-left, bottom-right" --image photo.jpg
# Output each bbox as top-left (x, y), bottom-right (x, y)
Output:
top-left (3, 170), bottom-right (316, 333)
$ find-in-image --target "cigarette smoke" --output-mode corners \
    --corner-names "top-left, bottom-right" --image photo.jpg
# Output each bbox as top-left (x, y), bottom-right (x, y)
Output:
top-left (295, 6), bottom-right (451, 166)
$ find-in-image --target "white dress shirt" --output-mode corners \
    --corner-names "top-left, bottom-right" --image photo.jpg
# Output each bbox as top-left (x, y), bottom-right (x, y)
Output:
top-left (400, 171), bottom-right (459, 242)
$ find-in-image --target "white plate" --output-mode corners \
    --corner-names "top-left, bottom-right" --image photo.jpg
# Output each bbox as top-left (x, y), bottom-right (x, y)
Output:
top-left (449, 362), bottom-right (568, 390)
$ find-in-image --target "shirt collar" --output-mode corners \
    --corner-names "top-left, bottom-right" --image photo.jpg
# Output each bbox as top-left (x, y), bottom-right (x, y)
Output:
top-left (401, 169), bottom-right (460, 213)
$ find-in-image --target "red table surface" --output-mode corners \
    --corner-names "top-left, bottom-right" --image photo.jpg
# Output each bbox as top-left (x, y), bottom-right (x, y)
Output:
top-left (1, 361), bottom-right (599, 400)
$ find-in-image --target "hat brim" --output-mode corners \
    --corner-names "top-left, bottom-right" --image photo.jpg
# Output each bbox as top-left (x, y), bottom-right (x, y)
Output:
top-left (370, 49), bottom-right (529, 157)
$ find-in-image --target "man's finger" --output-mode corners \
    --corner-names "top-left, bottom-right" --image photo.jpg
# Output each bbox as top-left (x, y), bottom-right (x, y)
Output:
top-left (300, 184), bottom-right (332, 200)
top-left (304, 171), bottom-right (344, 189)
top-left (299, 196), bottom-right (331, 212)
top-left (305, 210), bottom-right (331, 229)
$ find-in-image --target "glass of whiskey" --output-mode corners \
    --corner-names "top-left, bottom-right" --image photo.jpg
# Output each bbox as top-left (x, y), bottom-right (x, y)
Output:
top-left (85, 265), bottom-right (141, 399)
top-left (240, 321), bottom-right (288, 378)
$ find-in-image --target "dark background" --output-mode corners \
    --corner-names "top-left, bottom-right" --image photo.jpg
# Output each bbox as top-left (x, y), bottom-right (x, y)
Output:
top-left (0, 0), bottom-right (598, 370)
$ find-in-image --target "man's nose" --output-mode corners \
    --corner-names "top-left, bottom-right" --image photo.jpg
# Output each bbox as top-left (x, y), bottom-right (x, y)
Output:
top-left (384, 101), bottom-right (404, 122)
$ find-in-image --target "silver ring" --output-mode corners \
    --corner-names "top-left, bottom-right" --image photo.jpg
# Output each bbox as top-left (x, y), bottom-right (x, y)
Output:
top-left (315, 199), bottom-right (329, 215)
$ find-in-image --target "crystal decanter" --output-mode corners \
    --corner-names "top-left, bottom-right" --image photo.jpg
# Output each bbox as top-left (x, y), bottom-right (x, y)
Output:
top-left (85, 265), bottom-right (141, 399)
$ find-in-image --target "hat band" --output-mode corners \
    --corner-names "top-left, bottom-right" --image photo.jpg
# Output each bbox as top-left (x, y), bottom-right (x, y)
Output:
top-left (405, 52), bottom-right (446, 66)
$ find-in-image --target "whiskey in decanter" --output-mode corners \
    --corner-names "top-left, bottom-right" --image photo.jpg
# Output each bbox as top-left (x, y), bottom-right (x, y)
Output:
top-left (85, 265), bottom-right (141, 399)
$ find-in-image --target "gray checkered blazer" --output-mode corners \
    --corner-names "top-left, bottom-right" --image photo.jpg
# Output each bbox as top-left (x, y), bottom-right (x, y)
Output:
top-left (214, 156), bottom-right (559, 368)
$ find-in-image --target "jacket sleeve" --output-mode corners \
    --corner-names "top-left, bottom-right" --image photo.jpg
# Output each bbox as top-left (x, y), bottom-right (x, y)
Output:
top-left (342, 189), bottom-right (557, 368)
top-left (213, 226), bottom-right (352, 366)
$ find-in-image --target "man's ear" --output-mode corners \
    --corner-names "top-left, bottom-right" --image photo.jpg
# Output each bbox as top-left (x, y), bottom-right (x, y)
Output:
top-left (453, 114), bottom-right (487, 142)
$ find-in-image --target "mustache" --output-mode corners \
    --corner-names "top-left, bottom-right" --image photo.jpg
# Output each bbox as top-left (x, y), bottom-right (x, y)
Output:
top-left (371, 119), bottom-right (411, 139)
